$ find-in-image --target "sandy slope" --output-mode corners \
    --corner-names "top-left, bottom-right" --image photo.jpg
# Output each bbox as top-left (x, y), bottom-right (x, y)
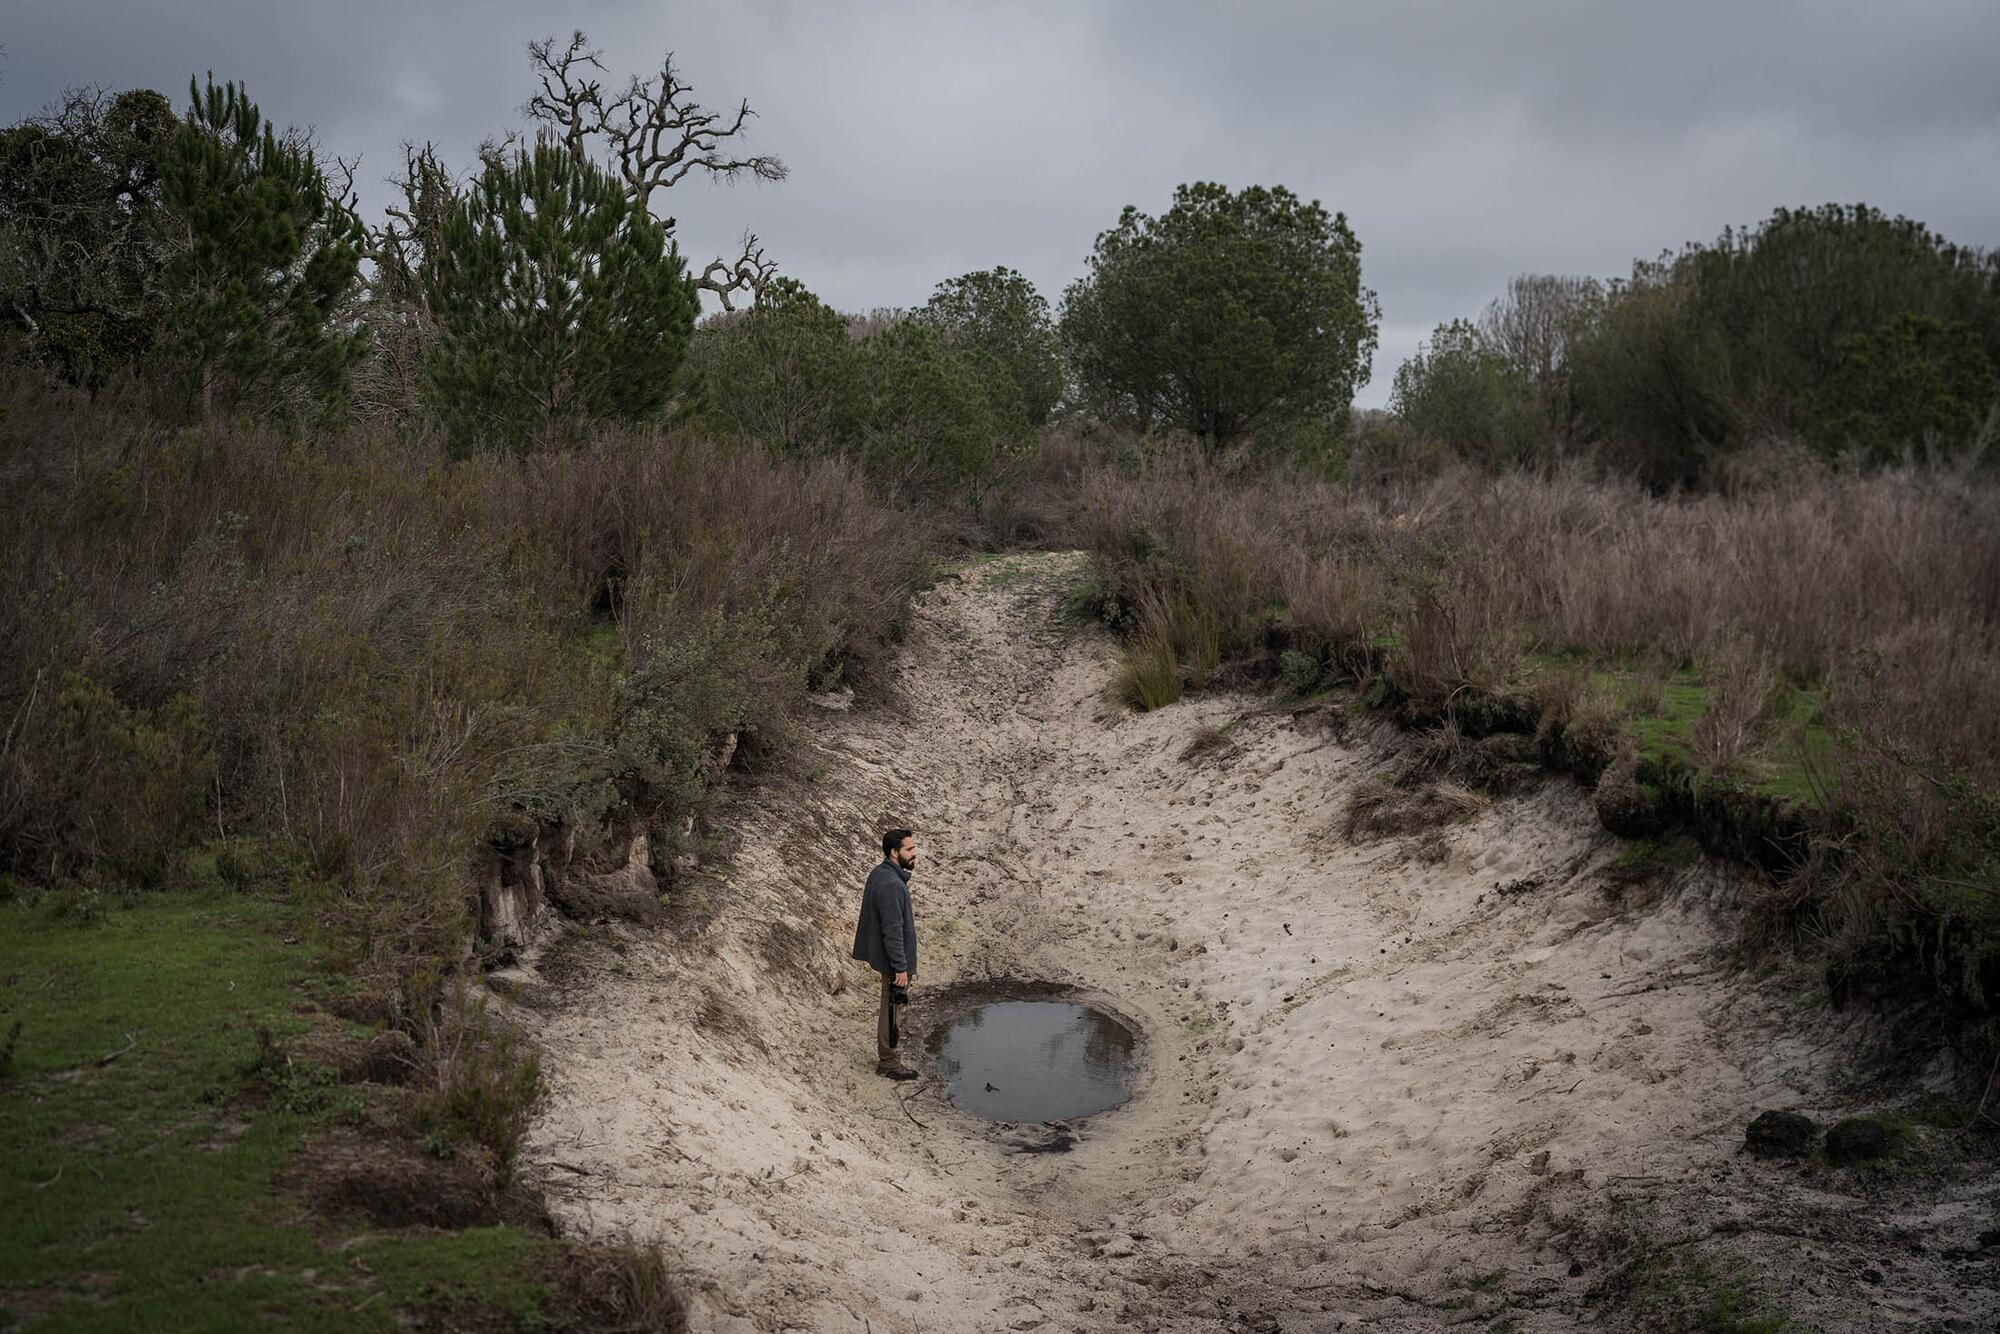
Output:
top-left (512, 551), bottom-right (1996, 1332)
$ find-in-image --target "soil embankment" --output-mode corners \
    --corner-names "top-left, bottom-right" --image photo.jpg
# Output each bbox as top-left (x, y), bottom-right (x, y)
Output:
top-left (511, 552), bottom-right (1995, 1332)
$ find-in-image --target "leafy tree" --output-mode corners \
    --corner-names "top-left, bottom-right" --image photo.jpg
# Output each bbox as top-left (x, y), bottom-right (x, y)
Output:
top-left (855, 319), bottom-right (1001, 486)
top-left (1805, 314), bottom-right (1999, 461)
top-left (156, 76), bottom-right (367, 419)
top-left (0, 87), bottom-right (176, 387)
top-left (419, 134), bottom-right (700, 454)
top-left (913, 266), bottom-right (1063, 429)
top-left (1060, 182), bottom-right (1378, 448)
top-left (685, 277), bottom-right (857, 454)
top-left (1568, 204), bottom-right (2000, 481)
top-left (1565, 259), bottom-right (1735, 484)
top-left (1389, 319), bottom-right (1541, 466)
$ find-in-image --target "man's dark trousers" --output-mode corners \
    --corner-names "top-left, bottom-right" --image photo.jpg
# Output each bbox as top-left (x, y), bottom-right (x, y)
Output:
top-left (852, 858), bottom-right (917, 1070)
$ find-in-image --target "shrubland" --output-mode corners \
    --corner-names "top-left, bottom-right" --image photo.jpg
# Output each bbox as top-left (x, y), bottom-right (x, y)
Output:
top-left (1066, 197), bottom-right (2000, 1046)
top-left (4, 22), bottom-right (1999, 1326)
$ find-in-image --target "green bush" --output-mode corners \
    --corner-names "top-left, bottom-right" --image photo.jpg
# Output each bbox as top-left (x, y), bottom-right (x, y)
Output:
top-left (157, 76), bottom-right (367, 420)
top-left (1568, 204), bottom-right (2000, 483)
top-left (687, 277), bottom-right (858, 455)
top-left (913, 266), bottom-right (1065, 428)
top-left (0, 88), bottom-right (177, 388)
top-left (1116, 636), bottom-right (1181, 711)
top-left (1805, 314), bottom-right (1999, 461)
top-left (1279, 648), bottom-right (1323, 695)
top-left (854, 319), bottom-right (1003, 487)
top-left (3, 76), bottom-right (366, 419)
top-left (1389, 319), bottom-right (1542, 466)
top-left (0, 671), bottom-right (214, 887)
top-left (412, 986), bottom-right (543, 1187)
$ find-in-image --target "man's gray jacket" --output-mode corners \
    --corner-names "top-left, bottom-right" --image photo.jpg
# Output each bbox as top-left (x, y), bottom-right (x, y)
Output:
top-left (851, 860), bottom-right (916, 976)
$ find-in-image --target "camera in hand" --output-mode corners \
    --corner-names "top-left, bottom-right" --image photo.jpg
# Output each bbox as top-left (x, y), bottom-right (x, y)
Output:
top-left (890, 982), bottom-right (910, 1005)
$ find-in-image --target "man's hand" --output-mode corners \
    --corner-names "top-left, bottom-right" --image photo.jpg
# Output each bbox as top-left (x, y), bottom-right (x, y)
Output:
top-left (893, 971), bottom-right (909, 988)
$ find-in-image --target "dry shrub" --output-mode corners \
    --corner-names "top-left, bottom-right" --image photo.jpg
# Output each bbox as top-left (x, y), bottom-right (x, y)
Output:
top-left (1344, 773), bottom-right (1489, 843)
top-left (0, 372), bottom-right (922, 1001)
top-left (1279, 552), bottom-right (1392, 667)
top-left (1137, 583), bottom-right (1221, 687)
top-left (1805, 624), bottom-right (2000, 1013)
top-left (1179, 723), bottom-right (1235, 764)
top-left (552, 1240), bottom-right (688, 1334)
top-left (410, 984), bottom-right (542, 1187)
top-left (287, 1127), bottom-right (502, 1230)
top-left (1061, 428), bottom-right (2000, 1025)
top-left (1625, 659), bottom-right (1670, 717)
top-left (1533, 665), bottom-right (1625, 762)
top-left (1387, 558), bottom-right (1525, 714)
top-left (1593, 746), bottom-right (1664, 839)
top-left (1691, 635), bottom-right (1778, 775)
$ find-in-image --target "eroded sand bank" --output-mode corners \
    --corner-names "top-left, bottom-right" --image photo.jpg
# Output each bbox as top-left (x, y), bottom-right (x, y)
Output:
top-left (512, 552), bottom-right (1994, 1332)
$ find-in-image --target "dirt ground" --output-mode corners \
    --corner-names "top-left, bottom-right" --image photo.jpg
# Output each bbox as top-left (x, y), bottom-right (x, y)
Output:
top-left (510, 552), bottom-right (1998, 1332)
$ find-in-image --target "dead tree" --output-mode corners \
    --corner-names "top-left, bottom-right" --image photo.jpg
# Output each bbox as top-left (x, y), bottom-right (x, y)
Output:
top-left (523, 31), bottom-right (785, 310)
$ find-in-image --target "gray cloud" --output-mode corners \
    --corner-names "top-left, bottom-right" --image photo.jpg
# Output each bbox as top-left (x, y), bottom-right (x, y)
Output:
top-left (7, 0), bottom-right (1998, 405)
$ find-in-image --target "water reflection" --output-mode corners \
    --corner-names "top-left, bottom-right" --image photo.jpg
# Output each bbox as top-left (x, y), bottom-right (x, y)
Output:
top-left (926, 1000), bottom-right (1135, 1122)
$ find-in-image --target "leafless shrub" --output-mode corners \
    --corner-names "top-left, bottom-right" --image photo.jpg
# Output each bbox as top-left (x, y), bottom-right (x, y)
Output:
top-left (1625, 660), bottom-right (1669, 717)
top-left (1179, 723), bottom-right (1235, 764)
top-left (1387, 557), bottom-right (1526, 713)
top-left (410, 983), bottom-right (543, 1188)
top-left (552, 1239), bottom-right (688, 1333)
top-left (1691, 636), bottom-right (1778, 775)
top-left (1344, 773), bottom-right (1489, 842)
top-left (1064, 428), bottom-right (2000, 1020)
top-left (1279, 552), bottom-right (1392, 666)
top-left (0, 370), bottom-right (922, 1002)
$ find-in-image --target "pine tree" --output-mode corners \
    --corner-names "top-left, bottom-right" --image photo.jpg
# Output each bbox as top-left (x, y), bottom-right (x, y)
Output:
top-left (419, 134), bottom-right (699, 455)
top-left (156, 75), bottom-right (366, 420)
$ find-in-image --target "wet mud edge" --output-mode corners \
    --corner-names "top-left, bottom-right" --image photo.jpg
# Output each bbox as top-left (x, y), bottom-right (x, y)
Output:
top-left (901, 976), bottom-right (1150, 1154)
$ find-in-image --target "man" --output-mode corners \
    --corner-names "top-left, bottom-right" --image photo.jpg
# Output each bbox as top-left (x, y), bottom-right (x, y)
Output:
top-left (852, 828), bottom-right (919, 1081)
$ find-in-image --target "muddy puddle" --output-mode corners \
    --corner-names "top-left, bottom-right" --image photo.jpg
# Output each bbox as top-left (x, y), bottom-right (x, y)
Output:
top-left (925, 999), bottom-right (1137, 1122)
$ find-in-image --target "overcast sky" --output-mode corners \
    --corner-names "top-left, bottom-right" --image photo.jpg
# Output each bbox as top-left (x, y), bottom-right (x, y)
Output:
top-left (8, 1), bottom-right (1998, 405)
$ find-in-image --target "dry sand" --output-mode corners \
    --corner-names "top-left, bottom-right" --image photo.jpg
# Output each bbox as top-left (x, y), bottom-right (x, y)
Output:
top-left (511, 551), bottom-right (1996, 1332)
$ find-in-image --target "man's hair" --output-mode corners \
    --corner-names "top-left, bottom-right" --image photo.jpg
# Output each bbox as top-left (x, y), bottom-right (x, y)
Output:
top-left (882, 828), bottom-right (914, 858)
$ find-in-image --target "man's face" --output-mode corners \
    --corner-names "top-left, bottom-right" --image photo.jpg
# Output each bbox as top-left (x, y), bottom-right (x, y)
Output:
top-left (891, 836), bottom-right (918, 870)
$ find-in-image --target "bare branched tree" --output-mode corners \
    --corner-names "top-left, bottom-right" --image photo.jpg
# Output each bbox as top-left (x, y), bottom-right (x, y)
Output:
top-left (369, 141), bottom-right (458, 308)
top-left (695, 232), bottom-right (778, 313)
top-left (523, 31), bottom-right (786, 309)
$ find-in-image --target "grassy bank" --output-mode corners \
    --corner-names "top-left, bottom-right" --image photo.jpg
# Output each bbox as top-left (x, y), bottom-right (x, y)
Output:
top-left (0, 885), bottom-right (590, 1330)
top-left (1065, 445), bottom-right (2000, 1037)
top-left (0, 375), bottom-right (926, 1326)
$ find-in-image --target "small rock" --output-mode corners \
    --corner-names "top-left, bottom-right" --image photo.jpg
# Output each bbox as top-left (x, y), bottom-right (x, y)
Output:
top-left (1567, 1261), bottom-right (1585, 1277)
top-left (1744, 1109), bottom-right (1819, 1159)
top-left (1861, 1267), bottom-right (1884, 1285)
top-left (1825, 1117), bottom-right (1894, 1165)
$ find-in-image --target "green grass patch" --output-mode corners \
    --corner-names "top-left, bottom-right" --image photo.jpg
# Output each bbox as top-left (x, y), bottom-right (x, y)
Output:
top-left (1632, 1252), bottom-right (1792, 1333)
top-left (0, 891), bottom-right (568, 1331)
top-left (1519, 654), bottom-right (1830, 805)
